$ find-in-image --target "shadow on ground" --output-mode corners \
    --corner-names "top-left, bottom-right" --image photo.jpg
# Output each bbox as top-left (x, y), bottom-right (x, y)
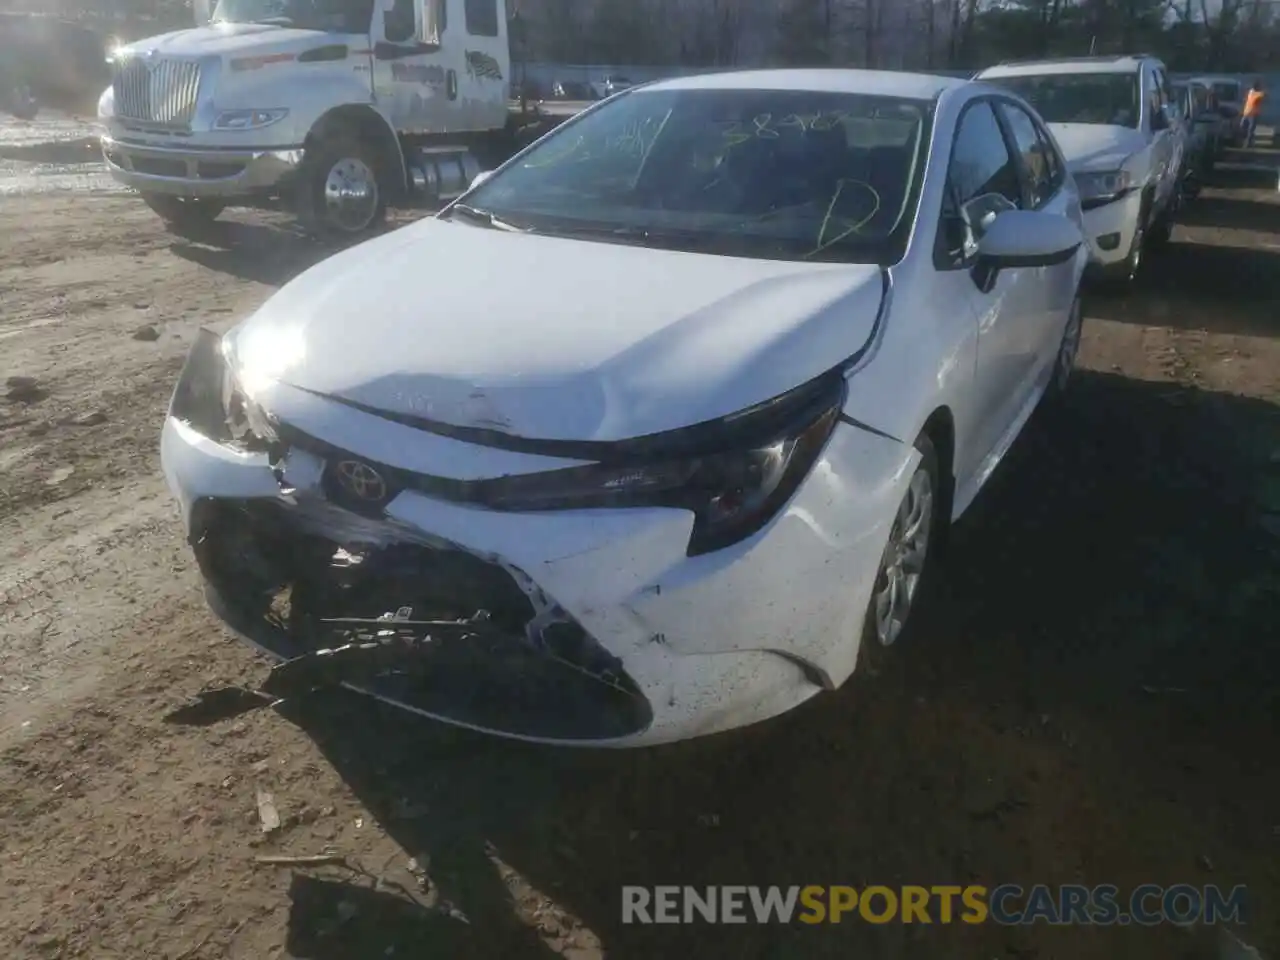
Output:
top-left (167, 219), bottom-right (336, 286)
top-left (1089, 174), bottom-right (1280, 337)
top-left (244, 369), bottom-right (1280, 959)
top-left (1175, 193), bottom-right (1280, 235)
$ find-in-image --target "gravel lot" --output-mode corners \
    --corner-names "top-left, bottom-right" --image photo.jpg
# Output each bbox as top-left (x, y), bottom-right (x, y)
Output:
top-left (1, 163), bottom-right (1278, 959)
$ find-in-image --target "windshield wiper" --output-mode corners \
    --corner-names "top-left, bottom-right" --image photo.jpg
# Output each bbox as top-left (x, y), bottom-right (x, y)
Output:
top-left (538, 222), bottom-right (702, 247)
top-left (442, 203), bottom-right (528, 233)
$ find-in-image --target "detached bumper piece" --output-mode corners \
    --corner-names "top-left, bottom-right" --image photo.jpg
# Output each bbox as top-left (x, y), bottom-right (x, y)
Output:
top-left (190, 497), bottom-right (654, 742)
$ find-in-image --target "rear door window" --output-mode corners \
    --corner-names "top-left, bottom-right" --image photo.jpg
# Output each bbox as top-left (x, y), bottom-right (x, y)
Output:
top-left (997, 100), bottom-right (1064, 208)
top-left (938, 100), bottom-right (1024, 264)
top-left (464, 0), bottom-right (499, 37)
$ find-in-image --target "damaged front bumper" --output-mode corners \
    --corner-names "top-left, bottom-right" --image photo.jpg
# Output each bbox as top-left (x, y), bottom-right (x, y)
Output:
top-left (190, 494), bottom-right (663, 741)
top-left (160, 357), bottom-right (914, 748)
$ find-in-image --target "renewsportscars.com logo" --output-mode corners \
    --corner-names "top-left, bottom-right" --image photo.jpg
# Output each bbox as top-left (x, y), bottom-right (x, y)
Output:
top-left (621, 884), bottom-right (1249, 925)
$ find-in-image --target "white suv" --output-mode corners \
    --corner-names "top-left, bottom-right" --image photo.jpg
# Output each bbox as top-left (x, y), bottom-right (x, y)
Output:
top-left (975, 55), bottom-right (1182, 286)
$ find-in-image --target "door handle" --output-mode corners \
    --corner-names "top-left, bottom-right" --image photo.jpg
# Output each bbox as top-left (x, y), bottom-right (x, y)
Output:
top-left (446, 69), bottom-right (457, 101)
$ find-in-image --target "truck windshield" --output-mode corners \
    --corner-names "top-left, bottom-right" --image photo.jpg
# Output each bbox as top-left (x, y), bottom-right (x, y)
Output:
top-left (455, 87), bottom-right (931, 265)
top-left (987, 73), bottom-right (1139, 128)
top-left (211, 0), bottom-right (373, 33)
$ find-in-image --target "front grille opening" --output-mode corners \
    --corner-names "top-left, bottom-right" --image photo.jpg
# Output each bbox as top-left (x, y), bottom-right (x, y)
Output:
top-left (196, 161), bottom-right (246, 180)
top-left (133, 157), bottom-right (187, 177)
top-left (191, 498), bottom-right (654, 742)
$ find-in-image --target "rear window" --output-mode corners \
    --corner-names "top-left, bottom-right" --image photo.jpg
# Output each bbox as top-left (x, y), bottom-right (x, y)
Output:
top-left (1213, 81), bottom-right (1241, 102)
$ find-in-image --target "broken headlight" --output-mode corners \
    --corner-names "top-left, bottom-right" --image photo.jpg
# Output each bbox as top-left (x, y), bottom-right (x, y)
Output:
top-left (477, 376), bottom-right (844, 556)
top-left (169, 327), bottom-right (275, 450)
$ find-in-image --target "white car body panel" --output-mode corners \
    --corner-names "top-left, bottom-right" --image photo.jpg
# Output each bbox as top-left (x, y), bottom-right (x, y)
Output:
top-left (232, 221), bottom-right (886, 442)
top-left (1051, 123), bottom-right (1150, 173)
top-left (160, 69), bottom-right (1087, 746)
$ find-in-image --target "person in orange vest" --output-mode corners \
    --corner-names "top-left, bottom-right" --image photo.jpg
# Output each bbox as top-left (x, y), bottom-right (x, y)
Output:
top-left (1241, 78), bottom-right (1266, 149)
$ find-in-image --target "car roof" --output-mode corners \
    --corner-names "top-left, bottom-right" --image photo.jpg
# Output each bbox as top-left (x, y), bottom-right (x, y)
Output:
top-left (977, 54), bottom-right (1157, 77)
top-left (641, 68), bottom-right (967, 101)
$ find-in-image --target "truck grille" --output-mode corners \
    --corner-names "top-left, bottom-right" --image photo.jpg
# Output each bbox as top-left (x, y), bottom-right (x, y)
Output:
top-left (113, 56), bottom-right (202, 127)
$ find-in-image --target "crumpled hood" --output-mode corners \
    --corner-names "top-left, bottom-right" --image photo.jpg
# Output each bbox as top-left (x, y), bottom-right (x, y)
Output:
top-left (1049, 123), bottom-right (1148, 172)
top-left (230, 219), bottom-right (885, 443)
top-left (116, 23), bottom-right (328, 59)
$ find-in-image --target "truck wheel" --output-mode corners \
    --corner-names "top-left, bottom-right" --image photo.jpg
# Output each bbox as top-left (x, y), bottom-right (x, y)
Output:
top-left (296, 134), bottom-right (387, 240)
top-left (142, 194), bottom-right (225, 233)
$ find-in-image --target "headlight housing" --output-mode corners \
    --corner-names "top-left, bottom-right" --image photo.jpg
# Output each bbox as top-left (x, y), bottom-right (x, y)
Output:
top-left (1075, 168), bottom-right (1136, 210)
top-left (468, 375), bottom-right (845, 556)
top-left (170, 328), bottom-right (276, 450)
top-left (214, 108), bottom-right (288, 131)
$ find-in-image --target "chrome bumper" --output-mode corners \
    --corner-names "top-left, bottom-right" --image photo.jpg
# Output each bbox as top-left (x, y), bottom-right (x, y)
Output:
top-left (101, 135), bottom-right (303, 198)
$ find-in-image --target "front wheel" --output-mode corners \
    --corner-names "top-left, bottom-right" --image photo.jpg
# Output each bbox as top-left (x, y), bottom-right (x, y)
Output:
top-left (1147, 189), bottom-right (1178, 250)
top-left (295, 134), bottom-right (387, 240)
top-left (857, 433), bottom-right (941, 669)
top-left (1102, 220), bottom-right (1145, 292)
top-left (1045, 295), bottom-right (1083, 401)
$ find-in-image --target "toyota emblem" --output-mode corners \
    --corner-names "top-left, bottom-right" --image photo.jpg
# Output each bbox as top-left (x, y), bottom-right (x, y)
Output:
top-left (334, 460), bottom-right (388, 502)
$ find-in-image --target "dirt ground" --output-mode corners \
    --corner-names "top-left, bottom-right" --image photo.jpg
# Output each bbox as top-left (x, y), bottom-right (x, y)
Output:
top-left (1, 165), bottom-right (1278, 960)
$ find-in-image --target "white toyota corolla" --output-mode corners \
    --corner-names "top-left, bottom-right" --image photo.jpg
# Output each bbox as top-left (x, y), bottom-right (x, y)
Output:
top-left (162, 69), bottom-right (1088, 746)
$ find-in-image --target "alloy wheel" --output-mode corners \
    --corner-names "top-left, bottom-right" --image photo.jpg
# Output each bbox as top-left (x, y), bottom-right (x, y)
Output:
top-left (873, 467), bottom-right (934, 646)
top-left (1054, 298), bottom-right (1083, 392)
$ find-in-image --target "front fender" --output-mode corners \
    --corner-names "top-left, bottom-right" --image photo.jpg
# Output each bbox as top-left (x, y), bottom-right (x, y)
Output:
top-left (240, 72), bottom-right (384, 144)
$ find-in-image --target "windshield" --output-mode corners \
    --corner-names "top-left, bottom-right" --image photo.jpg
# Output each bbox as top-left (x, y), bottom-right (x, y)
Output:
top-left (455, 88), bottom-right (931, 264)
top-left (211, 0), bottom-right (372, 32)
top-left (987, 72), bottom-right (1139, 127)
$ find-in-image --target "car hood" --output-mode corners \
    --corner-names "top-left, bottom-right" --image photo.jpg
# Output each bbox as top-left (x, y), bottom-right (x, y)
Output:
top-left (229, 219), bottom-right (885, 443)
top-left (116, 23), bottom-right (330, 59)
top-left (1049, 123), bottom-right (1148, 172)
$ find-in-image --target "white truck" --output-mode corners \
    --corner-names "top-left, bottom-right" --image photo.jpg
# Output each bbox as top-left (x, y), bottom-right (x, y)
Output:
top-left (97, 0), bottom-right (585, 237)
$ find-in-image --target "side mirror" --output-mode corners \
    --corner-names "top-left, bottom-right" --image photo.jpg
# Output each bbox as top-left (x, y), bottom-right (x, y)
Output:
top-left (1150, 105), bottom-right (1170, 131)
top-left (972, 209), bottom-right (1082, 290)
top-left (469, 170), bottom-right (494, 189)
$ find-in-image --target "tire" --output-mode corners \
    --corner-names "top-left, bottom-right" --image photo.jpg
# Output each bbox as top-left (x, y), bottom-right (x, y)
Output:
top-left (1044, 294), bottom-right (1083, 401)
top-left (856, 432), bottom-right (942, 671)
top-left (142, 194), bottom-right (225, 234)
top-left (1147, 188), bottom-right (1178, 251)
top-left (296, 132), bottom-right (388, 240)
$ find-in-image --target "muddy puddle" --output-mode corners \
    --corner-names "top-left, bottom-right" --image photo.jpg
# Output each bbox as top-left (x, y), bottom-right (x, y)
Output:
top-left (0, 112), bottom-right (117, 195)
